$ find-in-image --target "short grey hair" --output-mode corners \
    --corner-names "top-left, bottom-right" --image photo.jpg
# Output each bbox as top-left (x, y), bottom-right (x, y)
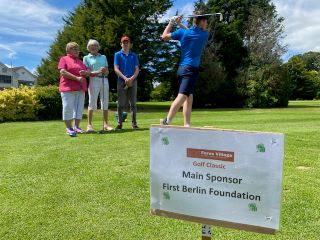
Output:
top-left (87, 39), bottom-right (100, 51)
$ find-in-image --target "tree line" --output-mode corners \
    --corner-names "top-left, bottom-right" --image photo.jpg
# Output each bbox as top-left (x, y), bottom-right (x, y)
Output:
top-left (36, 0), bottom-right (320, 107)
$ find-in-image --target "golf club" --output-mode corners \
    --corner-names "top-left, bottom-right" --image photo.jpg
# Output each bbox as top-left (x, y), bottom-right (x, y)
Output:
top-left (172, 13), bottom-right (223, 22)
top-left (190, 13), bottom-right (223, 22)
top-left (98, 74), bottom-right (107, 134)
top-left (75, 92), bottom-right (80, 132)
top-left (74, 78), bottom-right (82, 135)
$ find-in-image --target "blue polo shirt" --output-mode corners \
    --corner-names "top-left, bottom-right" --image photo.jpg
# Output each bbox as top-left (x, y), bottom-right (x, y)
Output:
top-left (114, 50), bottom-right (139, 80)
top-left (171, 26), bottom-right (209, 67)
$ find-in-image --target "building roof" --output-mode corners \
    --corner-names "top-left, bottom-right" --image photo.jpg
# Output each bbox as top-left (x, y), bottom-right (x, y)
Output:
top-left (0, 62), bottom-right (9, 68)
top-left (12, 66), bottom-right (36, 78)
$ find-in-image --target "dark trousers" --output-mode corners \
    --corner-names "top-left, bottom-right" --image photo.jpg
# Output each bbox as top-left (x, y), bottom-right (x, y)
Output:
top-left (117, 80), bottom-right (137, 125)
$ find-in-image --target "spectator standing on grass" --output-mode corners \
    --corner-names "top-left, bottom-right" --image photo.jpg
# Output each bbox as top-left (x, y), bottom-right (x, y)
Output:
top-left (58, 42), bottom-right (90, 137)
top-left (114, 35), bottom-right (140, 130)
top-left (83, 39), bottom-right (112, 133)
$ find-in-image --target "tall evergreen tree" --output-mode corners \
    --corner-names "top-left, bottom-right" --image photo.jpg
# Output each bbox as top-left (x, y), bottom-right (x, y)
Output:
top-left (36, 0), bottom-right (173, 101)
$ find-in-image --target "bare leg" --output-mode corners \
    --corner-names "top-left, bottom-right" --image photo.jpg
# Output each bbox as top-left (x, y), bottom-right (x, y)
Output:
top-left (74, 119), bottom-right (81, 128)
top-left (183, 94), bottom-right (193, 127)
top-left (88, 109), bottom-right (94, 127)
top-left (64, 119), bottom-right (73, 129)
top-left (103, 110), bottom-right (109, 127)
top-left (167, 93), bottom-right (188, 122)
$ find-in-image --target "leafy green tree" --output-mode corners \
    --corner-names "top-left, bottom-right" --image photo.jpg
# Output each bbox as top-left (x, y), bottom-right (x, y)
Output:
top-left (286, 54), bottom-right (320, 100)
top-left (236, 64), bottom-right (290, 107)
top-left (192, 0), bottom-right (258, 107)
top-left (193, 0), bottom-right (288, 107)
top-left (244, 6), bottom-right (286, 66)
top-left (236, 4), bottom-right (289, 107)
top-left (299, 52), bottom-right (320, 72)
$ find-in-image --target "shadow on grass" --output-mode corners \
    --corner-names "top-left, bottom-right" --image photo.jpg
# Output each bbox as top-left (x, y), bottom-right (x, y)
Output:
top-left (82, 127), bottom-right (149, 135)
top-left (287, 104), bottom-right (320, 108)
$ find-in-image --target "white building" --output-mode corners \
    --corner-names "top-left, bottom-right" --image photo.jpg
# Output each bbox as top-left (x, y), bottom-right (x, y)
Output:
top-left (13, 66), bottom-right (37, 87)
top-left (0, 62), bottom-right (36, 90)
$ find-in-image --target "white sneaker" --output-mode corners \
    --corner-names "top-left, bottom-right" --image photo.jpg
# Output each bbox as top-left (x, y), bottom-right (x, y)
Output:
top-left (86, 125), bottom-right (94, 133)
top-left (104, 126), bottom-right (113, 131)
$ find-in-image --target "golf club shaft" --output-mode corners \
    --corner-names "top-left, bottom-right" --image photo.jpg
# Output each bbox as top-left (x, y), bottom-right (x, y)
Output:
top-left (102, 75), bottom-right (105, 130)
top-left (182, 13), bottom-right (223, 21)
top-left (76, 82), bottom-right (82, 123)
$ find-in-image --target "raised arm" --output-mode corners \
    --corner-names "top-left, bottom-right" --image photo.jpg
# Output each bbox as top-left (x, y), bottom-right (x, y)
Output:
top-left (161, 16), bottom-right (185, 41)
top-left (177, 17), bottom-right (188, 29)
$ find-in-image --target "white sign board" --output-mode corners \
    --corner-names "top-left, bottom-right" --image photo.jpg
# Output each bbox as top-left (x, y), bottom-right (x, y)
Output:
top-left (150, 126), bottom-right (284, 234)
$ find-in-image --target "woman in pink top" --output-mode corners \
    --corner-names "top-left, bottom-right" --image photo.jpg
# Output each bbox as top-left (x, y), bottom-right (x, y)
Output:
top-left (58, 42), bottom-right (90, 137)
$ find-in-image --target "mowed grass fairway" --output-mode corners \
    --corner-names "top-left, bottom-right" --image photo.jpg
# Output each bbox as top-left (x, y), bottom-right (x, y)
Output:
top-left (0, 101), bottom-right (319, 240)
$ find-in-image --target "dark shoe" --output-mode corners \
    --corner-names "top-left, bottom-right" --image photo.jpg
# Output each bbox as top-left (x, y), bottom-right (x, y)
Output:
top-left (132, 124), bottom-right (139, 129)
top-left (115, 124), bottom-right (122, 130)
top-left (161, 118), bottom-right (169, 125)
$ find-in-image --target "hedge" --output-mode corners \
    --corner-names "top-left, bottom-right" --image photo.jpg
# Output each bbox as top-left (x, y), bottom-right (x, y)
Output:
top-left (0, 86), bottom-right (62, 122)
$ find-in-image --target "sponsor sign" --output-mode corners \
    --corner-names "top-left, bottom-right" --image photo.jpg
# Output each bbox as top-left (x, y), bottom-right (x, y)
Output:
top-left (150, 126), bottom-right (285, 234)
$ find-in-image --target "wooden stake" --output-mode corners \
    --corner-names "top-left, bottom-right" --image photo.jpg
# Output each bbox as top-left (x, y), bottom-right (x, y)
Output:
top-left (202, 225), bottom-right (212, 239)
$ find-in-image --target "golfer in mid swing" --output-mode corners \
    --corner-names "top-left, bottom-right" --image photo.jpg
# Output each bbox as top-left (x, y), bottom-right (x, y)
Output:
top-left (161, 14), bottom-right (209, 127)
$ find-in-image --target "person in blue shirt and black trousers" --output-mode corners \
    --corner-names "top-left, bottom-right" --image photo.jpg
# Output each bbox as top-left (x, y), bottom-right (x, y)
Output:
top-left (114, 35), bottom-right (140, 130)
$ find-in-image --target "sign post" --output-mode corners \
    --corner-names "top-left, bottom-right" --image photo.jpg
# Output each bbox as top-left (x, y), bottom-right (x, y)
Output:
top-left (150, 125), bottom-right (284, 235)
top-left (202, 224), bottom-right (212, 239)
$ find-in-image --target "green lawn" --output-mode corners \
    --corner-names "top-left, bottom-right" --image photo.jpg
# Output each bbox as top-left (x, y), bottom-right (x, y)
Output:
top-left (0, 101), bottom-right (319, 239)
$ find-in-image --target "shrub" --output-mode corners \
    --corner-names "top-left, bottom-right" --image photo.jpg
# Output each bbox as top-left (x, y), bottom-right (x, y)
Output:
top-left (236, 64), bottom-right (290, 108)
top-left (34, 86), bottom-right (62, 120)
top-left (0, 86), bottom-right (62, 122)
top-left (150, 82), bottom-right (174, 101)
top-left (0, 86), bottom-right (40, 122)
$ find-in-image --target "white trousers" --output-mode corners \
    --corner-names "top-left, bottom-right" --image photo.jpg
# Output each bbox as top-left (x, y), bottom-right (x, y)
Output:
top-left (61, 91), bottom-right (85, 120)
top-left (88, 77), bottom-right (109, 110)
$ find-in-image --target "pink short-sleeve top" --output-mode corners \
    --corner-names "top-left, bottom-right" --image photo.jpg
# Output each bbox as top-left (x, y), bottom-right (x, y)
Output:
top-left (58, 54), bottom-right (88, 92)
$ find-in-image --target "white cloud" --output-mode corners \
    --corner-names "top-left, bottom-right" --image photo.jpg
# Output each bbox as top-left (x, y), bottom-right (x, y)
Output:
top-left (272, 0), bottom-right (320, 53)
top-left (0, 0), bottom-right (65, 29)
top-left (29, 67), bottom-right (37, 74)
top-left (0, 0), bottom-right (67, 65)
top-left (0, 41), bottom-right (49, 60)
top-left (0, 26), bottom-right (56, 40)
top-left (160, 2), bottom-right (194, 23)
top-left (180, 3), bottom-right (194, 16)
top-left (0, 0), bottom-right (65, 41)
top-left (0, 43), bottom-right (17, 59)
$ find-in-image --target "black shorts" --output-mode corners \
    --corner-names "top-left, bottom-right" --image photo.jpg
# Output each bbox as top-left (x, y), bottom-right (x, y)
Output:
top-left (177, 65), bottom-right (199, 96)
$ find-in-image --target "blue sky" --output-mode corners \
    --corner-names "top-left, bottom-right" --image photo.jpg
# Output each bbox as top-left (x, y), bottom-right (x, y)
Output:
top-left (0, 0), bottom-right (319, 73)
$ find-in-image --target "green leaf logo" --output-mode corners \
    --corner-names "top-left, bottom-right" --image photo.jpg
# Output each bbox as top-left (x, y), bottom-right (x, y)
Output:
top-left (248, 203), bottom-right (257, 212)
top-left (256, 143), bottom-right (265, 153)
top-left (163, 192), bottom-right (170, 200)
top-left (161, 136), bottom-right (169, 145)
